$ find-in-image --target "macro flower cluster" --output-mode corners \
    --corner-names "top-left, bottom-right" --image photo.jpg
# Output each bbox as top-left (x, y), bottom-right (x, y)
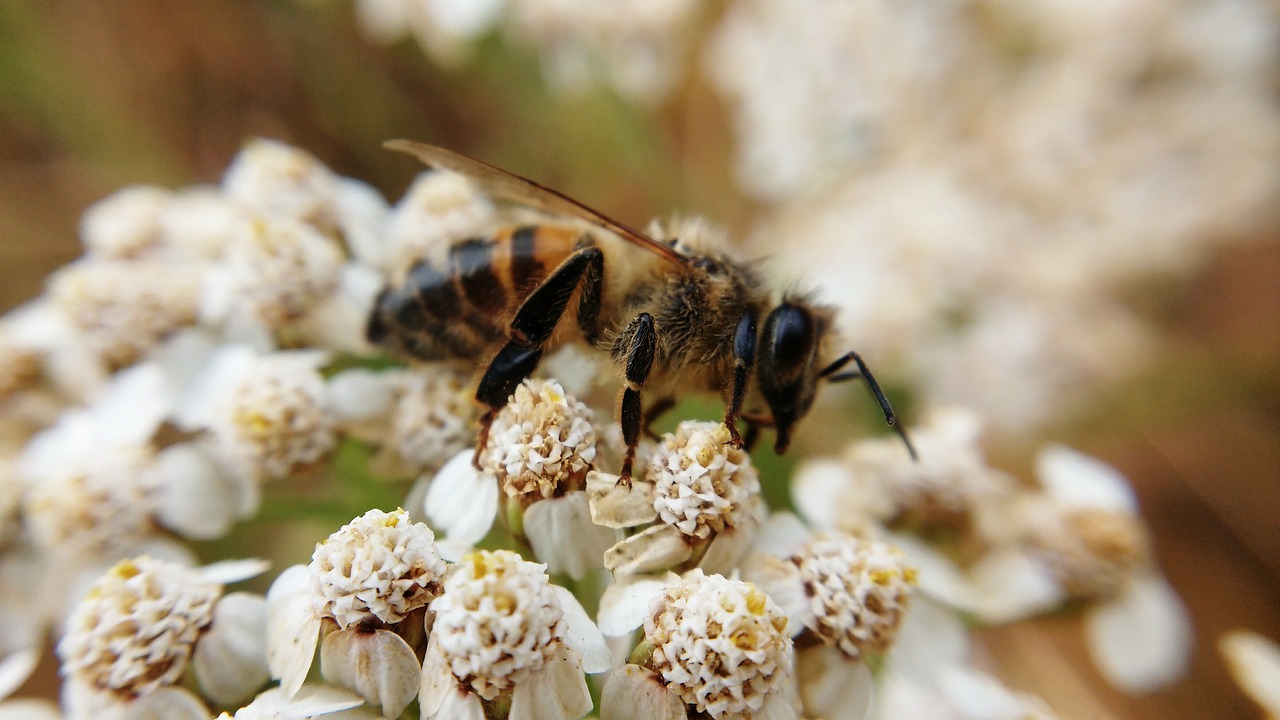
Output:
top-left (0, 133), bottom-right (1242, 719)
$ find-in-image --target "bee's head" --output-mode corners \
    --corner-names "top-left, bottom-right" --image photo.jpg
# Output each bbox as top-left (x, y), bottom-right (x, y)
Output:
top-left (756, 300), bottom-right (831, 454)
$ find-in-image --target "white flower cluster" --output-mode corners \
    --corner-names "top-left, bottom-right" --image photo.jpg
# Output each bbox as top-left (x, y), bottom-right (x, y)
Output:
top-left (794, 412), bottom-right (1193, 700)
top-left (484, 378), bottom-right (598, 501)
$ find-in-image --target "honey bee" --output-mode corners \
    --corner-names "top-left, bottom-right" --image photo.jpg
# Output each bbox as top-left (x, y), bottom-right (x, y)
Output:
top-left (367, 141), bottom-right (915, 481)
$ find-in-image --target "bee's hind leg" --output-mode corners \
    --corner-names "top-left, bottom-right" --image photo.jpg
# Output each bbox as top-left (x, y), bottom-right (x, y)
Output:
top-left (471, 247), bottom-right (604, 469)
top-left (615, 313), bottom-right (657, 486)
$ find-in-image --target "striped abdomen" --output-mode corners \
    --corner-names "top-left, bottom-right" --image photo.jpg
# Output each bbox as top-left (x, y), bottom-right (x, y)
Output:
top-left (366, 224), bottom-right (587, 360)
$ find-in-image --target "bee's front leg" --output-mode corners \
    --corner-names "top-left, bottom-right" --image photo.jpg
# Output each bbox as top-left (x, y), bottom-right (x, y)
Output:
top-left (615, 312), bottom-right (657, 487)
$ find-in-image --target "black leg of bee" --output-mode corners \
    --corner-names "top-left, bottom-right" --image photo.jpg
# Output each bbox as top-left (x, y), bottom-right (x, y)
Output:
top-left (740, 412), bottom-right (774, 453)
top-left (642, 396), bottom-right (675, 441)
top-left (821, 351), bottom-right (918, 460)
top-left (724, 312), bottom-right (758, 448)
top-left (509, 247), bottom-right (604, 347)
top-left (617, 313), bottom-right (657, 484)
top-left (471, 247), bottom-right (604, 468)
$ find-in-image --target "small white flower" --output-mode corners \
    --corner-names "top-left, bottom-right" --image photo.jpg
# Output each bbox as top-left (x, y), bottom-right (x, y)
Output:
top-left (269, 509), bottom-right (445, 716)
top-left (968, 445), bottom-right (1192, 694)
top-left (79, 186), bottom-right (172, 259)
top-left (223, 139), bottom-right (343, 233)
top-left (483, 378), bottom-right (598, 502)
top-left (390, 366), bottom-right (477, 472)
top-left (48, 258), bottom-right (202, 372)
top-left (598, 421), bottom-right (762, 578)
top-left (600, 569), bottom-right (796, 720)
top-left (417, 379), bottom-right (612, 578)
top-left (57, 556), bottom-right (267, 718)
top-left (419, 549), bottom-right (610, 720)
top-left (179, 346), bottom-right (336, 481)
top-left (795, 407), bottom-right (1012, 535)
top-left (310, 508), bottom-right (447, 630)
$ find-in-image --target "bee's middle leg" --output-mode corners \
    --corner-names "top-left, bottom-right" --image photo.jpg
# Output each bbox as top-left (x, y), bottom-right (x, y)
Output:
top-left (472, 247), bottom-right (604, 468)
top-left (616, 312), bottom-right (657, 485)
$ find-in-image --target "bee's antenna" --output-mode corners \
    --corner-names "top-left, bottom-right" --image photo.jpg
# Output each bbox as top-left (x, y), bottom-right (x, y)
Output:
top-left (822, 351), bottom-right (918, 460)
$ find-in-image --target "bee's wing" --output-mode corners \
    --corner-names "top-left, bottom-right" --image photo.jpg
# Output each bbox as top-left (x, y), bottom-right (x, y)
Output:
top-left (385, 140), bottom-right (687, 266)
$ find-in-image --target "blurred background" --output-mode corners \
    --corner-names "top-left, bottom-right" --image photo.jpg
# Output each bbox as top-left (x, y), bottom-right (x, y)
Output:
top-left (1, 1), bottom-right (1277, 717)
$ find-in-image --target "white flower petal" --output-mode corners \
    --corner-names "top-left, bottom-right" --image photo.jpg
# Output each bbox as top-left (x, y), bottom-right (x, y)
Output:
top-left (325, 369), bottom-right (396, 424)
top-left (418, 642), bottom-right (484, 720)
top-left (152, 443), bottom-right (241, 540)
top-left (753, 512), bottom-right (812, 559)
top-left (1220, 630), bottom-right (1280, 714)
top-left (791, 458), bottom-right (856, 530)
top-left (266, 565), bottom-right (322, 697)
top-left (1035, 444), bottom-right (1137, 514)
top-left (600, 664), bottom-right (686, 720)
top-left (935, 667), bottom-right (1031, 720)
top-left (603, 524), bottom-right (693, 577)
top-left (174, 344), bottom-right (256, 430)
top-left (551, 585), bottom-right (611, 674)
top-left (596, 577), bottom-right (670, 637)
top-left (887, 597), bottom-right (970, 683)
top-left (887, 532), bottom-right (975, 612)
top-left (93, 362), bottom-right (171, 447)
top-left (525, 493), bottom-right (614, 581)
top-left (202, 559), bottom-right (271, 585)
top-left (587, 471), bottom-right (658, 528)
top-left (121, 686), bottom-right (210, 720)
top-left (194, 593), bottom-right (270, 707)
top-left (423, 451), bottom-right (497, 555)
top-left (740, 554), bottom-right (809, 634)
top-left (233, 684), bottom-right (366, 719)
top-left (0, 648), bottom-right (39, 701)
top-left (320, 630), bottom-right (420, 718)
top-left (508, 645), bottom-right (592, 720)
top-left (695, 523), bottom-right (756, 576)
top-left (1085, 573), bottom-right (1192, 693)
top-left (796, 645), bottom-right (873, 720)
top-left (968, 548), bottom-right (1064, 623)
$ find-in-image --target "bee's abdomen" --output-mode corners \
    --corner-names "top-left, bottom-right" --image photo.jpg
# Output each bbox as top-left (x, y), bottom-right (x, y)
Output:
top-left (366, 224), bottom-right (583, 360)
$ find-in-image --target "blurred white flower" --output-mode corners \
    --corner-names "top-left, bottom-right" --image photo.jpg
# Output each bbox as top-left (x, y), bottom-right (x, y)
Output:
top-left (220, 684), bottom-right (377, 720)
top-left (793, 407), bottom-right (1013, 537)
top-left (175, 345), bottom-right (337, 482)
top-left (419, 549), bottom-right (610, 720)
top-left (968, 445), bottom-right (1193, 693)
top-left (57, 556), bottom-right (267, 720)
top-left (387, 365), bottom-right (476, 472)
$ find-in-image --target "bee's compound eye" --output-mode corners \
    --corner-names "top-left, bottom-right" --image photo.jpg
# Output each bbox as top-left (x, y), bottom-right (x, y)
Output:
top-left (765, 303), bottom-right (814, 374)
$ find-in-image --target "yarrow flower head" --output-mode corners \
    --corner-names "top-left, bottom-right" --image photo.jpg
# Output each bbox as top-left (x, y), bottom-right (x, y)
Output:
top-left (601, 569), bottom-right (794, 720)
top-left (789, 534), bottom-right (916, 659)
top-left (595, 421), bottom-right (763, 578)
top-left (309, 508), bottom-right (447, 629)
top-left (650, 420), bottom-right (759, 539)
top-left (58, 556), bottom-right (219, 698)
top-left (390, 366), bottom-right (477, 472)
top-left (1026, 505), bottom-right (1151, 601)
top-left (420, 549), bottom-right (609, 720)
top-left (187, 347), bottom-right (337, 481)
top-left (483, 378), bottom-right (598, 503)
top-left (56, 555), bottom-right (268, 718)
